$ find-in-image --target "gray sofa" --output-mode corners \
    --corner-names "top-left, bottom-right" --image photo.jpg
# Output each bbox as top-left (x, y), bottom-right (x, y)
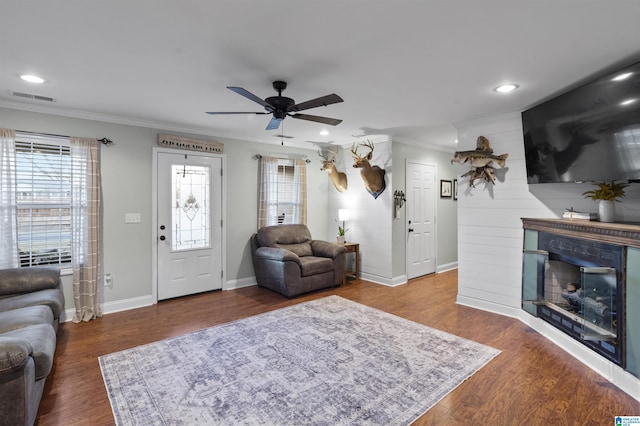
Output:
top-left (251, 224), bottom-right (347, 297)
top-left (0, 268), bottom-right (65, 426)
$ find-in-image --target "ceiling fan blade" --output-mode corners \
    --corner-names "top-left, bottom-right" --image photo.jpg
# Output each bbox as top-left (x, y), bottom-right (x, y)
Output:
top-left (290, 113), bottom-right (342, 126)
top-left (266, 116), bottom-right (282, 130)
top-left (227, 86), bottom-right (273, 110)
top-left (292, 93), bottom-right (343, 112)
top-left (205, 111), bottom-right (269, 115)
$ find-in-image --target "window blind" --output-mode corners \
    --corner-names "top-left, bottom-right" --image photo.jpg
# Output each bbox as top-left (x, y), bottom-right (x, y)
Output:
top-left (15, 132), bottom-right (72, 267)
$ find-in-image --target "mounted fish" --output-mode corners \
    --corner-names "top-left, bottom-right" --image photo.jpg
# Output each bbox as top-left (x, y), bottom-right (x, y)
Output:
top-left (451, 136), bottom-right (508, 187)
top-left (451, 149), bottom-right (508, 169)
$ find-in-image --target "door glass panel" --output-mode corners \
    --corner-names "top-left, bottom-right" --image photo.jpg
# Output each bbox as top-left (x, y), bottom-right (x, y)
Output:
top-left (171, 164), bottom-right (210, 251)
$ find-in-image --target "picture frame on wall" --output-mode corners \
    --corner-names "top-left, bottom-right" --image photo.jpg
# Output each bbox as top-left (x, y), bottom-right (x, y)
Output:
top-left (453, 179), bottom-right (458, 201)
top-left (440, 180), bottom-right (452, 198)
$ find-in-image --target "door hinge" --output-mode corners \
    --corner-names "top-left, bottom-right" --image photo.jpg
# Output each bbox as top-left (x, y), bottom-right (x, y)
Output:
top-left (220, 219), bottom-right (223, 227)
top-left (221, 270), bottom-right (224, 279)
top-left (220, 168), bottom-right (223, 177)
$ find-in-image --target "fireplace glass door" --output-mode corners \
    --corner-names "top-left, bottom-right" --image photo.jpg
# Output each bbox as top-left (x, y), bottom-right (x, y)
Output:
top-left (521, 230), bottom-right (623, 365)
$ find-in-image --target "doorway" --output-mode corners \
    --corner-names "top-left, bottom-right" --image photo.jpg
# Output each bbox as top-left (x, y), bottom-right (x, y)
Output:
top-left (153, 148), bottom-right (225, 300)
top-left (406, 161), bottom-right (436, 279)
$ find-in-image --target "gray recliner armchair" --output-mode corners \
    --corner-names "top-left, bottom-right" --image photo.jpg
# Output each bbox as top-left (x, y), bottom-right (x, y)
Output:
top-left (251, 224), bottom-right (347, 297)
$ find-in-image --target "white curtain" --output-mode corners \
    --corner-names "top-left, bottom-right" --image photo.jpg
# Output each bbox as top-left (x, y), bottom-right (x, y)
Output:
top-left (257, 156), bottom-right (307, 229)
top-left (0, 128), bottom-right (18, 269)
top-left (257, 156), bottom-right (279, 229)
top-left (292, 159), bottom-right (307, 225)
top-left (71, 137), bottom-right (103, 322)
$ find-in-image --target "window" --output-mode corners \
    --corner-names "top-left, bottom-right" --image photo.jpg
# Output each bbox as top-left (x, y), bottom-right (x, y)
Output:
top-left (258, 157), bottom-right (307, 228)
top-left (15, 133), bottom-right (72, 267)
top-left (276, 161), bottom-right (296, 224)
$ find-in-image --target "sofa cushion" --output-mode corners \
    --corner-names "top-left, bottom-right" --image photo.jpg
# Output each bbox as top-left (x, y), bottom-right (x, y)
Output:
top-left (0, 306), bottom-right (54, 333)
top-left (0, 289), bottom-right (65, 321)
top-left (299, 256), bottom-right (334, 277)
top-left (0, 268), bottom-right (61, 296)
top-left (2, 324), bottom-right (56, 380)
top-left (257, 224), bottom-right (314, 257)
top-left (276, 243), bottom-right (313, 257)
top-left (257, 224), bottom-right (310, 244)
top-left (0, 336), bottom-right (32, 375)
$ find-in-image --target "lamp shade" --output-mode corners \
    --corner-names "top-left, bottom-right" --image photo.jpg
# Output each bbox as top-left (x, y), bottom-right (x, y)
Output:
top-left (338, 209), bottom-right (350, 222)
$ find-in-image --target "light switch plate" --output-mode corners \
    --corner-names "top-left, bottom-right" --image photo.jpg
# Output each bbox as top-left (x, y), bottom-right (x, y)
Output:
top-left (125, 213), bottom-right (141, 224)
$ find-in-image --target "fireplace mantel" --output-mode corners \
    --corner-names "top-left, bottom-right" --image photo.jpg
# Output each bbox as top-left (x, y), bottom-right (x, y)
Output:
top-left (522, 218), bottom-right (640, 249)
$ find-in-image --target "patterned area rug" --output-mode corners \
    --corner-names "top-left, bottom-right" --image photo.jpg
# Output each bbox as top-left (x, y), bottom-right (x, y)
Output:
top-left (99, 296), bottom-right (499, 425)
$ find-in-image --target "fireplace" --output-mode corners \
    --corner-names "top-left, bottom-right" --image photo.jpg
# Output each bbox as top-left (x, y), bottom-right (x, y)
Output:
top-left (521, 219), bottom-right (637, 369)
top-left (524, 232), bottom-right (623, 364)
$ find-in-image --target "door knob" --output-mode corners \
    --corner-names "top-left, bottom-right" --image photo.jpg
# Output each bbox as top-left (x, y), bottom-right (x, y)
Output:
top-left (408, 228), bottom-right (414, 233)
top-left (159, 235), bottom-right (166, 241)
top-left (160, 225), bottom-right (166, 230)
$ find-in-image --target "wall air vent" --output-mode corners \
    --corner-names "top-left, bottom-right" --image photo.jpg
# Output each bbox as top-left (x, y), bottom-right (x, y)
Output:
top-left (10, 90), bottom-right (56, 103)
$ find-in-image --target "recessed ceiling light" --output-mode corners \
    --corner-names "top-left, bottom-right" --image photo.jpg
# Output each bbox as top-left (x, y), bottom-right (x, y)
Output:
top-left (319, 130), bottom-right (329, 136)
top-left (612, 72), bottom-right (633, 82)
top-left (494, 84), bottom-right (519, 93)
top-left (20, 74), bottom-right (45, 84)
top-left (620, 99), bottom-right (636, 106)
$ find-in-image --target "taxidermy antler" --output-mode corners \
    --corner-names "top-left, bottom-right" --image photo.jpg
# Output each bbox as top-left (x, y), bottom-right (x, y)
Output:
top-left (318, 146), bottom-right (348, 193)
top-left (351, 141), bottom-right (386, 199)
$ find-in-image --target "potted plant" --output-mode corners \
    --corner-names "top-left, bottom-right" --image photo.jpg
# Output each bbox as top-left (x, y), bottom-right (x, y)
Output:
top-left (337, 224), bottom-right (348, 244)
top-left (582, 181), bottom-right (628, 223)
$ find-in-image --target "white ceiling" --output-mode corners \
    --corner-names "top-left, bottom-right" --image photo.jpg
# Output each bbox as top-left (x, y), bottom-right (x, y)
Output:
top-left (2, 0), bottom-right (640, 151)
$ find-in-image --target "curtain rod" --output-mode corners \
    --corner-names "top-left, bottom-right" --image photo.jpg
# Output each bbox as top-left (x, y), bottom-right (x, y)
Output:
top-left (253, 154), bottom-right (311, 163)
top-left (16, 130), bottom-right (114, 146)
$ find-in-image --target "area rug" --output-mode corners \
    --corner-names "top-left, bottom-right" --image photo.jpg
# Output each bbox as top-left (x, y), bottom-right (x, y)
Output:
top-left (99, 295), bottom-right (499, 425)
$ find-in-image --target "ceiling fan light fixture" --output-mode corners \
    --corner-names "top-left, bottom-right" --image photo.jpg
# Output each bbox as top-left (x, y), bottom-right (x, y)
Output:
top-left (494, 83), bottom-right (519, 93)
top-left (20, 74), bottom-right (45, 84)
top-left (320, 130), bottom-right (329, 136)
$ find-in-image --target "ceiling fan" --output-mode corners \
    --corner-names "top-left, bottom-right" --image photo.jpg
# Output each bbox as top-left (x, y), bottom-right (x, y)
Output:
top-left (206, 81), bottom-right (343, 130)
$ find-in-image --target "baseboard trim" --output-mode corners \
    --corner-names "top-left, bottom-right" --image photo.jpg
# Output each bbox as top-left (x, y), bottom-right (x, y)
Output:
top-left (224, 276), bottom-right (257, 290)
top-left (456, 295), bottom-right (521, 319)
top-left (62, 295), bottom-right (155, 323)
top-left (437, 261), bottom-right (458, 273)
top-left (361, 273), bottom-right (401, 287)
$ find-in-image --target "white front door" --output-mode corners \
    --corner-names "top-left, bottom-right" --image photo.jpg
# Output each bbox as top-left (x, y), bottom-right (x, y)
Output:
top-left (406, 161), bottom-right (436, 279)
top-left (156, 151), bottom-right (223, 300)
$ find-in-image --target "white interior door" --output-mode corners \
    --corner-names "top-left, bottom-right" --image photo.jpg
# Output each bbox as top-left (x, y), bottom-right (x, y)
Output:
top-left (156, 151), bottom-right (222, 300)
top-left (406, 161), bottom-right (436, 279)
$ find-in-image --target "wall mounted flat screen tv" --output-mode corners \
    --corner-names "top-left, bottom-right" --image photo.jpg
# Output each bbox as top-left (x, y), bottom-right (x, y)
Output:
top-left (522, 60), bottom-right (640, 184)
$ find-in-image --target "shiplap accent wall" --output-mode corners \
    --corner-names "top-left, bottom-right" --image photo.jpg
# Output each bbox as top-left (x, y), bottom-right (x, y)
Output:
top-left (455, 112), bottom-right (640, 315)
top-left (326, 139), bottom-right (393, 285)
top-left (455, 112), bottom-right (640, 400)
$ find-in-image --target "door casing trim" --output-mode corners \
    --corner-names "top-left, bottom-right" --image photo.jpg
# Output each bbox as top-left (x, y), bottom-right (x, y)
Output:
top-left (151, 147), bottom-right (227, 303)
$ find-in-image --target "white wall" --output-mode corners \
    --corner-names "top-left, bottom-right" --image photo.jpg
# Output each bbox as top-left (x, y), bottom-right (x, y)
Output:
top-left (325, 139), bottom-right (394, 285)
top-left (454, 112), bottom-right (640, 400)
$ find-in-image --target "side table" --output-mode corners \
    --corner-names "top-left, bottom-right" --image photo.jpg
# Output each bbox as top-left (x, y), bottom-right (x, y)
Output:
top-left (340, 242), bottom-right (360, 282)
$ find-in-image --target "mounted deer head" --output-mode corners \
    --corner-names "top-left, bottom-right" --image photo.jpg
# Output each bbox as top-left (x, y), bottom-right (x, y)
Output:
top-left (351, 141), bottom-right (386, 199)
top-left (318, 145), bottom-right (348, 193)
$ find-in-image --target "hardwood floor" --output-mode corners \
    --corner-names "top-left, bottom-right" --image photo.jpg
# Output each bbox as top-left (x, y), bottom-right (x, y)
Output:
top-left (37, 270), bottom-right (639, 425)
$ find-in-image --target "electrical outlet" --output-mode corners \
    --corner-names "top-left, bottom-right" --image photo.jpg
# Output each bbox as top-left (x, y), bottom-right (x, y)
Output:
top-left (105, 273), bottom-right (113, 289)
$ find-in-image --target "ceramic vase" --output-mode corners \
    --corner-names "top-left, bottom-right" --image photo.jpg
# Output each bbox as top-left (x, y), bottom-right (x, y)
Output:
top-left (337, 236), bottom-right (345, 244)
top-left (598, 200), bottom-right (615, 223)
